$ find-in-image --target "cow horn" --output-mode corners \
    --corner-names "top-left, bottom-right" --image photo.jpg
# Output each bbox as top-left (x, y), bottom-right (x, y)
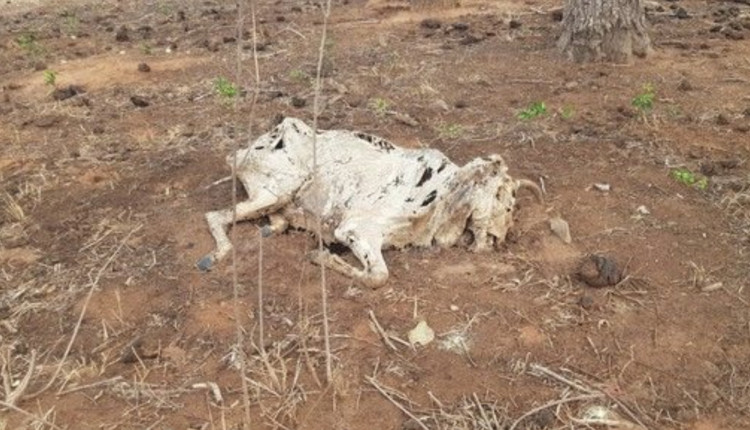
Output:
top-left (516, 179), bottom-right (544, 204)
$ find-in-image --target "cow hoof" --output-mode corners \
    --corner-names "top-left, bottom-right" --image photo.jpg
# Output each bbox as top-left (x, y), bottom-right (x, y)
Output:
top-left (260, 225), bottom-right (273, 238)
top-left (307, 249), bottom-right (327, 265)
top-left (196, 255), bottom-right (214, 272)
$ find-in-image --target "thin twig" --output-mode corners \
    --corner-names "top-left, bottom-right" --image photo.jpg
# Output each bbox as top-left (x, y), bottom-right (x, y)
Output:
top-left (365, 376), bottom-right (429, 430)
top-left (27, 225), bottom-right (141, 400)
top-left (0, 400), bottom-right (63, 430)
top-left (232, 1), bottom-right (256, 428)
top-left (367, 310), bottom-right (398, 352)
top-left (311, 0), bottom-right (334, 385)
top-left (508, 394), bottom-right (603, 430)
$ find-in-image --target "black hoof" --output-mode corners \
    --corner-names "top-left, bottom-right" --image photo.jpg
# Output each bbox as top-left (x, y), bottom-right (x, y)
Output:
top-left (260, 225), bottom-right (273, 238)
top-left (196, 255), bottom-right (214, 272)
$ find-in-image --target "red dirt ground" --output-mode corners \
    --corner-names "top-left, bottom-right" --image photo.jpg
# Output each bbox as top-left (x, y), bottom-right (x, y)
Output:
top-left (1, 0), bottom-right (750, 429)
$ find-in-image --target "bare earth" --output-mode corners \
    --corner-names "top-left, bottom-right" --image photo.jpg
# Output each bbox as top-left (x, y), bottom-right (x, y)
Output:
top-left (1, 0), bottom-right (750, 429)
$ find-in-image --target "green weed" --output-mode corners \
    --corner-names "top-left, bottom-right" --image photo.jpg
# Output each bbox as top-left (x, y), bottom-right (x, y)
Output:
top-left (518, 101), bottom-right (547, 120)
top-left (559, 105), bottom-right (575, 120)
top-left (369, 98), bottom-right (390, 117)
top-left (670, 167), bottom-right (708, 190)
top-left (16, 33), bottom-right (43, 56)
top-left (289, 69), bottom-right (310, 83)
top-left (632, 83), bottom-right (655, 112)
top-left (437, 123), bottom-right (464, 139)
top-left (214, 77), bottom-right (238, 101)
top-left (43, 70), bottom-right (57, 86)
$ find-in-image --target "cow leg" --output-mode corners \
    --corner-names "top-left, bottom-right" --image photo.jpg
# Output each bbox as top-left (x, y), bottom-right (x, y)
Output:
top-left (198, 189), bottom-right (289, 271)
top-left (308, 224), bottom-right (388, 288)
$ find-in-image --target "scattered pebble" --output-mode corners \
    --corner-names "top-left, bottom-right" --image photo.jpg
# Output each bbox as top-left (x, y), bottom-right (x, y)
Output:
top-left (137, 62), bottom-right (151, 72)
top-left (578, 295), bottom-right (594, 310)
top-left (509, 19), bottom-right (522, 29)
top-left (593, 183), bottom-right (611, 192)
top-left (677, 79), bottom-right (693, 91)
top-left (291, 96), bottom-right (306, 108)
top-left (636, 205), bottom-right (650, 215)
top-left (52, 85), bottom-right (85, 101)
top-left (549, 217), bottom-right (572, 244)
top-left (130, 95), bottom-right (150, 107)
top-left (420, 18), bottom-right (442, 29)
top-left (674, 7), bottom-right (690, 19)
top-left (701, 281), bottom-right (723, 292)
top-left (408, 320), bottom-right (435, 347)
top-left (115, 26), bottom-right (130, 42)
top-left (716, 113), bottom-right (730, 125)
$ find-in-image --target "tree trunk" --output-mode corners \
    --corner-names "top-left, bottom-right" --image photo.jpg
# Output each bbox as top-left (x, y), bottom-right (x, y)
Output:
top-left (558, 0), bottom-right (651, 63)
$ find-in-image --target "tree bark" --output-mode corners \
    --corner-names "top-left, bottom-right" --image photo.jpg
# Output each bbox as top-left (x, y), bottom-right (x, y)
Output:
top-left (558, 0), bottom-right (651, 63)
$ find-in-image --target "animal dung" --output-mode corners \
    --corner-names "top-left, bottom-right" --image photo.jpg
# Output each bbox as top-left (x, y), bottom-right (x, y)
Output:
top-left (576, 254), bottom-right (622, 288)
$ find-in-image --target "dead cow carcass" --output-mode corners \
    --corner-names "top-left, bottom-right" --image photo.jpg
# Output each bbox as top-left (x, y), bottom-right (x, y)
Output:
top-left (198, 117), bottom-right (542, 287)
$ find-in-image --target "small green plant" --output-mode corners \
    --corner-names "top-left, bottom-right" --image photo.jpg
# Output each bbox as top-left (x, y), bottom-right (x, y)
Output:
top-left (670, 167), bottom-right (709, 190)
top-left (559, 105), bottom-right (575, 120)
top-left (16, 33), bottom-right (43, 56)
top-left (43, 70), bottom-right (57, 86)
top-left (63, 15), bottom-right (79, 36)
top-left (369, 98), bottom-right (390, 117)
top-left (437, 123), bottom-right (464, 139)
top-left (517, 101), bottom-right (547, 120)
top-left (632, 83), bottom-right (656, 112)
top-left (289, 69), bottom-right (309, 83)
top-left (140, 43), bottom-right (153, 55)
top-left (214, 77), bottom-right (238, 102)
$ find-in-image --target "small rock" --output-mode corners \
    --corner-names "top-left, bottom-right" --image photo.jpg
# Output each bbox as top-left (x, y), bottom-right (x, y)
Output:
top-left (33, 61), bottom-right (47, 71)
top-left (408, 320), bottom-right (435, 347)
top-left (115, 25), bottom-right (130, 42)
top-left (724, 30), bottom-right (745, 40)
top-left (677, 79), bottom-right (693, 91)
top-left (420, 18), bottom-right (442, 29)
top-left (452, 22), bottom-right (469, 31)
top-left (137, 62), bottom-right (151, 72)
top-left (578, 295), bottom-right (594, 310)
top-left (509, 19), bottom-right (522, 29)
top-left (454, 100), bottom-right (468, 109)
top-left (674, 7), bottom-right (690, 19)
top-left (431, 99), bottom-right (451, 112)
top-left (716, 113), bottom-right (730, 125)
top-left (549, 217), bottom-right (572, 244)
top-left (636, 205), bottom-right (650, 215)
top-left (550, 8), bottom-right (563, 22)
top-left (392, 112), bottom-right (419, 127)
top-left (34, 115), bottom-right (59, 128)
top-left (449, 304), bottom-right (459, 312)
top-left (576, 254), bottom-right (622, 288)
top-left (593, 183), bottom-right (610, 192)
top-left (52, 85), bottom-right (85, 101)
top-left (130, 95), bottom-right (150, 107)
top-left (222, 36), bottom-right (236, 44)
top-left (291, 96), bottom-right (306, 108)
top-left (459, 34), bottom-right (484, 45)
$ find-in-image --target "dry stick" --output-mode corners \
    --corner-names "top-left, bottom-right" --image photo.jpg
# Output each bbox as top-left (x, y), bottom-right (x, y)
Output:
top-left (367, 310), bottom-right (398, 352)
top-left (507, 394), bottom-right (603, 430)
top-left (0, 400), bottom-right (63, 430)
top-left (365, 376), bottom-right (429, 430)
top-left (25, 225), bottom-right (141, 400)
top-left (310, 0), bottom-right (334, 384)
top-left (3, 349), bottom-right (36, 406)
top-left (231, 1), bottom-right (256, 428)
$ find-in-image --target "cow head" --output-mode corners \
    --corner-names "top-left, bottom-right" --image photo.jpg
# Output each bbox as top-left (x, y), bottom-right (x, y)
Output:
top-left (459, 155), bottom-right (543, 251)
